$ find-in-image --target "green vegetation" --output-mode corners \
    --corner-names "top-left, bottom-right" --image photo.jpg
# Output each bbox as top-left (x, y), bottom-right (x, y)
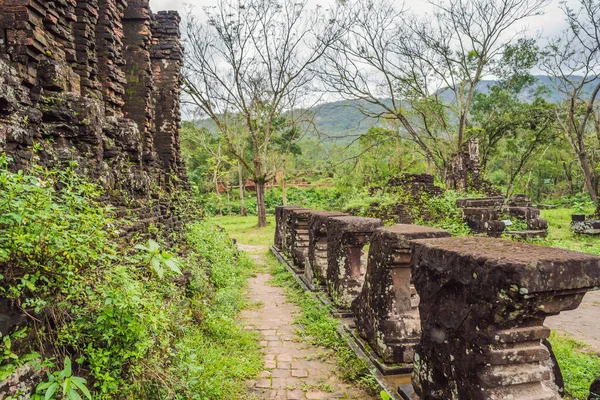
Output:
top-left (0, 158), bottom-right (262, 399)
top-left (549, 332), bottom-right (600, 399)
top-left (535, 208), bottom-right (600, 256)
top-left (212, 215), bottom-right (379, 394)
top-left (212, 214), bottom-right (276, 246)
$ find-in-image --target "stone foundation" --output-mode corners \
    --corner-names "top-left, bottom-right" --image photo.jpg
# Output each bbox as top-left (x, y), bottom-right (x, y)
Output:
top-left (352, 224), bottom-right (450, 364)
top-left (326, 216), bottom-right (382, 308)
top-left (457, 195), bottom-right (548, 238)
top-left (410, 236), bottom-right (600, 400)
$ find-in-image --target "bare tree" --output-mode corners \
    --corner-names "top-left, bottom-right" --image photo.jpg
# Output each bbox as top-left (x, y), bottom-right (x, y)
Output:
top-left (321, 0), bottom-right (547, 187)
top-left (182, 0), bottom-right (345, 227)
top-left (541, 0), bottom-right (600, 208)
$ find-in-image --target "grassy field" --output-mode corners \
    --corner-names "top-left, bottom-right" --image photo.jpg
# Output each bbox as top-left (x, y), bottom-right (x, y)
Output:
top-left (540, 208), bottom-right (600, 256)
top-left (211, 215), bottom-right (276, 245)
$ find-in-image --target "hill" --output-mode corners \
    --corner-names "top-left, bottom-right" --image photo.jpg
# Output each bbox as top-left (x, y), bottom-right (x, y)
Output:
top-left (190, 75), bottom-right (598, 141)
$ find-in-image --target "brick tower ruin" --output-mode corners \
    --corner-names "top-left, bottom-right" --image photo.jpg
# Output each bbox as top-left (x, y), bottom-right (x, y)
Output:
top-left (0, 0), bottom-right (187, 212)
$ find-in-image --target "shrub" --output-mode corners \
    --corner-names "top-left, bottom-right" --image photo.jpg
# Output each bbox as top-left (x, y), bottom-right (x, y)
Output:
top-left (0, 158), bottom-right (261, 399)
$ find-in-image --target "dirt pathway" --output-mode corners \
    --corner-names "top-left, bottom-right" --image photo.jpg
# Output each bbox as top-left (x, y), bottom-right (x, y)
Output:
top-left (545, 290), bottom-right (600, 354)
top-left (238, 244), bottom-right (373, 400)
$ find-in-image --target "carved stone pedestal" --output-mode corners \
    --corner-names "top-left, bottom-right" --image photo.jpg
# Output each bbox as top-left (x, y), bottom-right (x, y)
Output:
top-left (352, 225), bottom-right (450, 364)
top-left (305, 211), bottom-right (347, 286)
top-left (326, 216), bottom-right (382, 308)
top-left (410, 237), bottom-right (600, 400)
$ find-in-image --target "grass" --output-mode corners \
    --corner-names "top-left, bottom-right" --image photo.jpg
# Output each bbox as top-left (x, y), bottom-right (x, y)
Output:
top-left (211, 215), bottom-right (276, 245)
top-left (549, 332), bottom-right (600, 399)
top-left (539, 208), bottom-right (600, 256)
top-left (266, 253), bottom-right (379, 394)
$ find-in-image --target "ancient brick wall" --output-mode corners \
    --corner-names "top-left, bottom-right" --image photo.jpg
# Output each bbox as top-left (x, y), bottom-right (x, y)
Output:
top-left (0, 0), bottom-right (188, 225)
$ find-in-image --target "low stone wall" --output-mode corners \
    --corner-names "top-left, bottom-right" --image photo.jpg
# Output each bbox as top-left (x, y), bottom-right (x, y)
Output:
top-left (457, 195), bottom-right (548, 238)
top-left (273, 206), bottom-right (600, 399)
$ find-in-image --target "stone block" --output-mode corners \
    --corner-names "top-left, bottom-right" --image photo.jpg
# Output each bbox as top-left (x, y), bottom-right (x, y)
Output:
top-left (305, 211), bottom-right (347, 286)
top-left (572, 220), bottom-right (600, 235)
top-left (281, 207), bottom-right (310, 256)
top-left (326, 216), bottom-right (382, 308)
top-left (352, 224), bottom-right (450, 364)
top-left (274, 205), bottom-right (301, 249)
top-left (290, 208), bottom-right (318, 270)
top-left (410, 236), bottom-right (600, 400)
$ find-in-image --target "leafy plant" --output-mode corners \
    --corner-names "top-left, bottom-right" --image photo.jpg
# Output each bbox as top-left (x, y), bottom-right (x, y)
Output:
top-left (135, 239), bottom-right (182, 278)
top-left (380, 391), bottom-right (392, 400)
top-left (0, 328), bottom-right (41, 381)
top-left (34, 357), bottom-right (92, 400)
top-left (549, 332), bottom-right (600, 399)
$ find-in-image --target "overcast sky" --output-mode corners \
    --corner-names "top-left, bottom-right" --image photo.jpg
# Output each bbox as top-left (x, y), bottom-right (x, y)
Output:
top-left (149, 0), bottom-right (574, 39)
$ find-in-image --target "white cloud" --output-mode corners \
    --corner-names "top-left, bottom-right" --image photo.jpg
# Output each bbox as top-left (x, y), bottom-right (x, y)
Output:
top-left (149, 0), bottom-right (574, 39)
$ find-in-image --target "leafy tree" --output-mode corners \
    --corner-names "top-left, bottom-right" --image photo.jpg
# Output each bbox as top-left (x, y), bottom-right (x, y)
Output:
top-left (321, 0), bottom-right (547, 188)
top-left (541, 0), bottom-right (600, 212)
top-left (182, 0), bottom-right (345, 226)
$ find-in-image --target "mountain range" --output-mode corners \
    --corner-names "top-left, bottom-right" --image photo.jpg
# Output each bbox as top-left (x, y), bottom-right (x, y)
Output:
top-left (193, 75), bottom-right (598, 140)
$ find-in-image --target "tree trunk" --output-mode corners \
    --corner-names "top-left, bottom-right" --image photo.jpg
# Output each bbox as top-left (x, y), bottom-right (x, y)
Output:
top-left (238, 161), bottom-right (247, 216)
top-left (281, 155), bottom-right (287, 206)
top-left (578, 151), bottom-right (599, 203)
top-left (560, 159), bottom-right (574, 196)
top-left (256, 179), bottom-right (267, 227)
top-left (214, 169), bottom-right (222, 217)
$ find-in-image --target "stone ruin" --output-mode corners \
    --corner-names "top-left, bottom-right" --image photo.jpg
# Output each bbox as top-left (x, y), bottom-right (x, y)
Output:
top-left (352, 225), bottom-right (450, 365)
top-left (290, 208), bottom-right (317, 270)
top-left (276, 206), bottom-right (306, 258)
top-left (411, 237), bottom-right (600, 399)
top-left (272, 207), bottom-right (600, 399)
top-left (274, 206), bottom-right (299, 250)
top-left (447, 138), bottom-right (500, 195)
top-left (0, 0), bottom-right (188, 232)
top-left (356, 174), bottom-right (444, 224)
top-left (457, 194), bottom-right (548, 238)
top-left (305, 210), bottom-right (347, 288)
top-left (571, 214), bottom-right (600, 235)
top-left (326, 216), bottom-right (382, 308)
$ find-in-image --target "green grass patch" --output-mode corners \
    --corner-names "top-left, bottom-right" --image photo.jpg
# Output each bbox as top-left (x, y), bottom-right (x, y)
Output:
top-left (211, 215), bottom-right (276, 246)
top-left (266, 253), bottom-right (378, 394)
top-left (549, 331), bottom-right (600, 399)
top-left (536, 208), bottom-right (600, 256)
